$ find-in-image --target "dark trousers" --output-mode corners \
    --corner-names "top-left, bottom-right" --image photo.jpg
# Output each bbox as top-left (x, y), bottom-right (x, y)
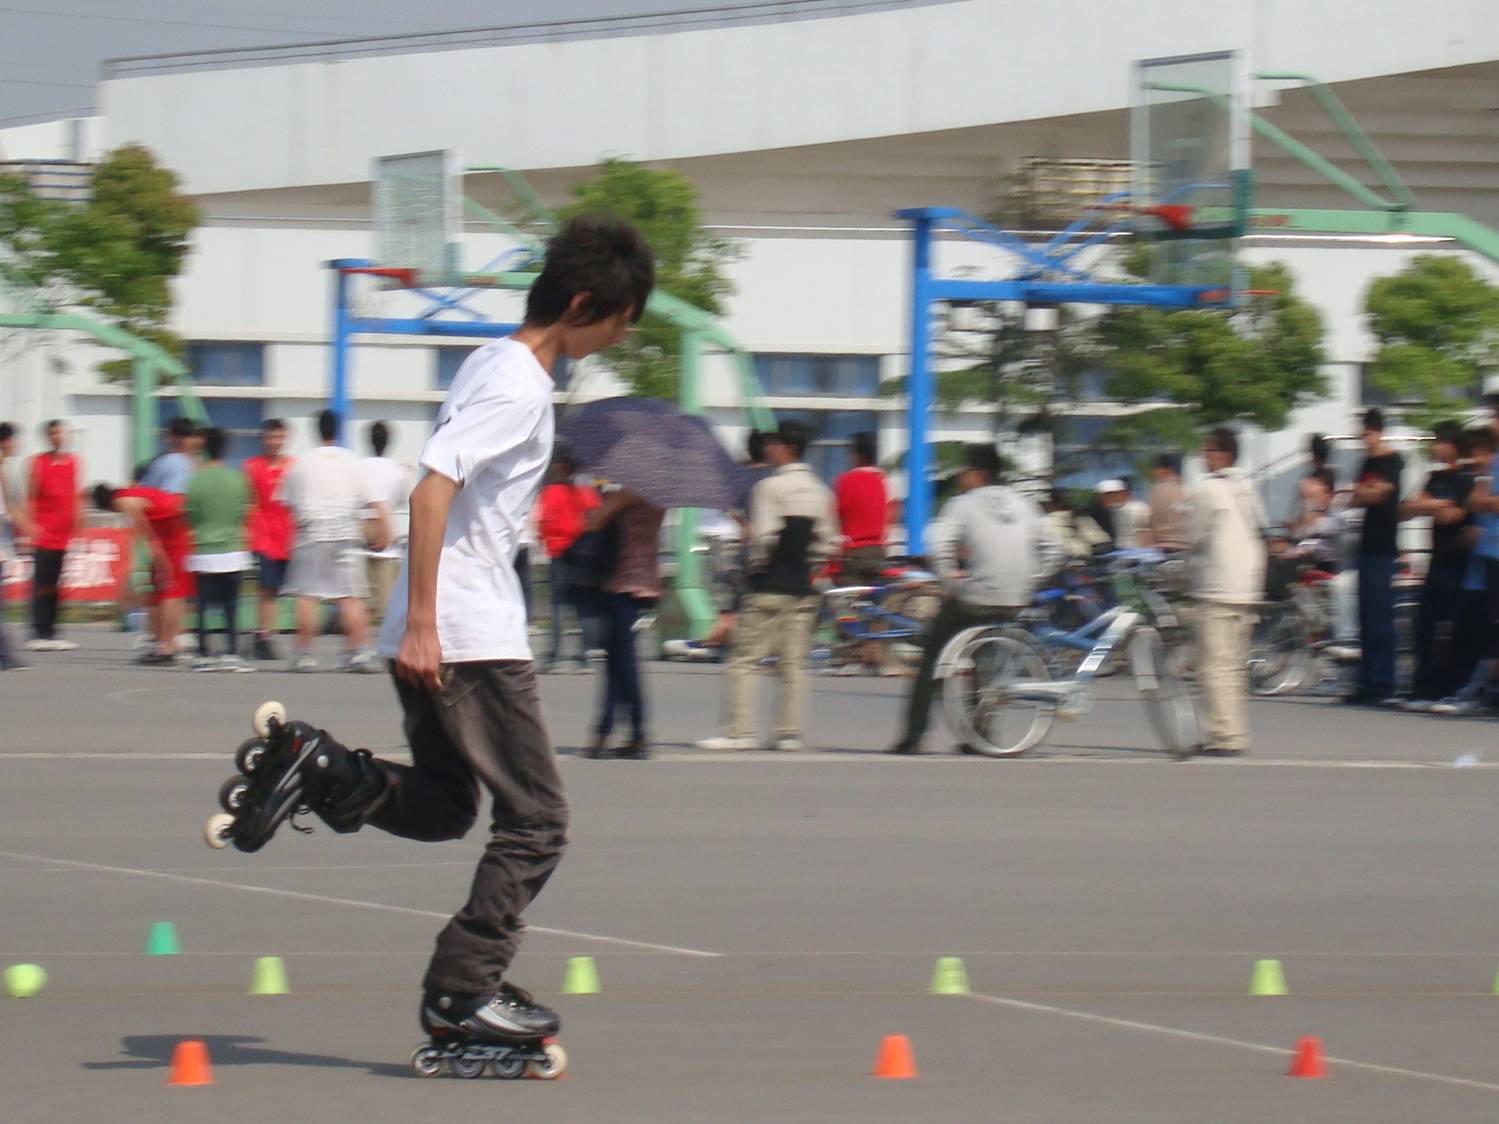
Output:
top-left (1412, 560), bottom-right (1466, 701)
top-left (196, 571), bottom-right (242, 657)
top-left (1357, 553), bottom-right (1398, 698)
top-left (1451, 559), bottom-right (1499, 691)
top-left (899, 597), bottom-right (1016, 747)
top-left (594, 592), bottom-right (646, 741)
top-left (546, 558), bottom-right (590, 668)
top-left (31, 547), bottom-right (65, 640)
top-left (374, 662), bottom-right (568, 996)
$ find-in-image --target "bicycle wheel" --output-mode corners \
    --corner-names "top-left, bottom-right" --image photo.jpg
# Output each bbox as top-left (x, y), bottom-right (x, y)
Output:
top-left (1247, 602), bottom-right (1308, 696)
top-left (941, 627), bottom-right (1054, 757)
top-left (1129, 626), bottom-right (1202, 759)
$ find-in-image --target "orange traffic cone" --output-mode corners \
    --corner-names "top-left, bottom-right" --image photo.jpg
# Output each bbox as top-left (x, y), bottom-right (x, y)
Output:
top-left (166, 1039), bottom-right (214, 1086)
top-left (872, 1033), bottom-right (918, 1079)
top-left (1286, 1036), bottom-right (1328, 1079)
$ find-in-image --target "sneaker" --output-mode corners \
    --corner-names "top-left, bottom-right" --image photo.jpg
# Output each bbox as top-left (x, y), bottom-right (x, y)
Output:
top-left (773, 735), bottom-right (804, 752)
top-left (252, 636), bottom-right (278, 662)
top-left (22, 638), bottom-right (49, 651)
top-left (585, 648), bottom-right (607, 663)
top-left (45, 639), bottom-right (77, 651)
top-left (135, 649), bottom-right (177, 666)
top-left (342, 650), bottom-right (381, 675)
top-left (1323, 645), bottom-right (1361, 663)
top-left (833, 663), bottom-right (862, 677)
top-left (661, 639), bottom-right (692, 659)
top-left (1378, 696), bottom-right (1405, 709)
top-left (694, 734), bottom-right (759, 752)
top-left (192, 655), bottom-right (222, 672)
top-left (616, 738), bottom-right (653, 760)
top-left (218, 654), bottom-right (255, 673)
top-left (1400, 698), bottom-right (1436, 713)
top-left (1430, 696), bottom-right (1480, 716)
top-left (133, 632), bottom-right (155, 652)
top-left (291, 654), bottom-right (318, 673)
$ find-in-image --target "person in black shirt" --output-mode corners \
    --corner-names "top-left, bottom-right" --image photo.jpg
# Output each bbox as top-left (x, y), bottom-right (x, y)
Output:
top-left (1349, 408), bottom-right (1405, 704)
top-left (1400, 422), bottom-right (1474, 705)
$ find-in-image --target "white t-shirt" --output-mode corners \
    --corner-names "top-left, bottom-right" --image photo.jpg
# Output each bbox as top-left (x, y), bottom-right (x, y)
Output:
top-left (279, 444), bottom-right (371, 545)
top-left (362, 455), bottom-right (414, 559)
top-left (377, 338), bottom-right (555, 664)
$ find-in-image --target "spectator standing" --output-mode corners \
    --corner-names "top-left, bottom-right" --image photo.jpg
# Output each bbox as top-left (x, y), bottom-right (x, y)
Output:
top-left (361, 420), bottom-right (414, 620)
top-left (0, 422), bottom-right (32, 670)
top-left (1348, 408), bottom-right (1405, 705)
top-left (243, 419), bottom-right (295, 661)
top-left (140, 416), bottom-right (199, 495)
top-left (1400, 422), bottom-right (1473, 707)
top-left (1187, 427), bottom-right (1266, 757)
top-left (26, 420), bottom-right (82, 651)
top-left (1115, 476), bottom-right (1151, 549)
top-left (93, 484), bottom-right (193, 665)
top-left (587, 490), bottom-right (665, 759)
top-left (280, 409), bottom-right (389, 673)
top-left (536, 451), bottom-right (600, 673)
top-left (834, 430), bottom-right (890, 673)
top-left (1147, 454), bottom-right (1189, 551)
top-left (696, 422), bottom-right (834, 753)
top-left (185, 427), bottom-right (252, 670)
top-left (1433, 428), bottom-right (1499, 715)
top-left (887, 444), bottom-right (1061, 755)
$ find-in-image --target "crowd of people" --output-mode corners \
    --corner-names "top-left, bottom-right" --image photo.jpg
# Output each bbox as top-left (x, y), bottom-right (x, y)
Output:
top-left (0, 411), bottom-right (407, 672)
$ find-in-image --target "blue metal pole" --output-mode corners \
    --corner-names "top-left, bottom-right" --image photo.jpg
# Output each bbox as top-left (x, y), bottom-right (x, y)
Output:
top-left (331, 267), bottom-right (352, 444)
top-left (904, 214), bottom-right (935, 554)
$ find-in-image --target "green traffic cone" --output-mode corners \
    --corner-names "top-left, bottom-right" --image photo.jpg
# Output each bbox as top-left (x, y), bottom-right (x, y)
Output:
top-left (929, 956), bottom-right (970, 995)
top-left (1249, 958), bottom-right (1287, 996)
top-left (250, 956), bottom-right (289, 996)
top-left (145, 922), bottom-right (181, 957)
top-left (561, 956), bottom-right (601, 995)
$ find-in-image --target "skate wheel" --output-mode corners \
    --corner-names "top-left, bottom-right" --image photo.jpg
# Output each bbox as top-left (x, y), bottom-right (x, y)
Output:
top-left (450, 1054), bottom-right (487, 1079)
top-left (526, 1041), bottom-right (567, 1080)
top-left (409, 1045), bottom-right (445, 1078)
top-left (490, 1052), bottom-right (527, 1080)
top-left (203, 812), bottom-right (235, 850)
top-left (235, 738), bottom-right (267, 775)
top-left (252, 700), bottom-right (287, 738)
top-left (218, 776), bottom-right (252, 813)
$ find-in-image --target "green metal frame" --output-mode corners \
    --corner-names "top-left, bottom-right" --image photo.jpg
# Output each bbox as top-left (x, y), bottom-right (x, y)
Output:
top-left (453, 166), bottom-right (775, 639)
top-left (1246, 73), bottom-right (1499, 262)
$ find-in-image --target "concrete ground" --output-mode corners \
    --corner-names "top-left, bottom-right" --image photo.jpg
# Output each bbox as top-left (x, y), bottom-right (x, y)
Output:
top-left (4, 626), bottom-right (1499, 1122)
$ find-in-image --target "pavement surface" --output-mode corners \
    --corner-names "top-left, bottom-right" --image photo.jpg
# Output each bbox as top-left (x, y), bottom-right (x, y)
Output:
top-left (4, 627), bottom-right (1499, 1122)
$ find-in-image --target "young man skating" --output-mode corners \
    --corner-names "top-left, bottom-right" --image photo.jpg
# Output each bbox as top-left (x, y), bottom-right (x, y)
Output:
top-left (219, 217), bottom-right (653, 1056)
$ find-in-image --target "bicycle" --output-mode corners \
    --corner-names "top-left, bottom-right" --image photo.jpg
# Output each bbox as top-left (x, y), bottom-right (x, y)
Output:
top-left (936, 551), bottom-right (1201, 758)
top-left (811, 566), bottom-right (943, 673)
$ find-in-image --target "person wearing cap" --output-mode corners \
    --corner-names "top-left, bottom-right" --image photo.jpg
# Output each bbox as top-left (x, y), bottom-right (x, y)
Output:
top-left (1088, 479), bottom-right (1125, 551)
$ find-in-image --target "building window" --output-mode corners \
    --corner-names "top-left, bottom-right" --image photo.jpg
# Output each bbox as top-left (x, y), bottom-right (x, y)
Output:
top-left (185, 342), bottom-right (265, 386)
top-left (755, 354), bottom-right (881, 398)
top-left (436, 347), bottom-right (476, 390)
top-left (156, 398), bottom-right (264, 468)
top-left (774, 408), bottom-right (880, 483)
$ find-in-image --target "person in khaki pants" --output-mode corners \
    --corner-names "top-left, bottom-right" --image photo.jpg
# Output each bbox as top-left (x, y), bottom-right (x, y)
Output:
top-left (1188, 427), bottom-right (1266, 757)
top-left (697, 421), bottom-right (834, 752)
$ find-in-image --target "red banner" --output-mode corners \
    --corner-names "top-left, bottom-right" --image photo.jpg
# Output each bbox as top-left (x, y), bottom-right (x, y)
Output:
top-left (2, 528), bottom-right (134, 603)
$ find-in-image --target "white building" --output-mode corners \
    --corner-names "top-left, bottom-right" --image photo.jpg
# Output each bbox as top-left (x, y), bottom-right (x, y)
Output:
top-left (2, 0), bottom-right (1498, 512)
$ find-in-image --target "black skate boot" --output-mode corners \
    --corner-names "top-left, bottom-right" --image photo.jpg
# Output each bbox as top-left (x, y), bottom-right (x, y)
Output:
top-left (410, 984), bottom-right (567, 1080)
top-left (206, 704), bottom-right (388, 853)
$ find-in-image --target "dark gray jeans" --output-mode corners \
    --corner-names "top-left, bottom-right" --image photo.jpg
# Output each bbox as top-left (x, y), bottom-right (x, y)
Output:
top-left (374, 661), bottom-right (569, 996)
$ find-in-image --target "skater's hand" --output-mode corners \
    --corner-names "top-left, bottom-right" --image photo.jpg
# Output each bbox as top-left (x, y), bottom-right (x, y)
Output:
top-left (395, 621), bottom-right (443, 692)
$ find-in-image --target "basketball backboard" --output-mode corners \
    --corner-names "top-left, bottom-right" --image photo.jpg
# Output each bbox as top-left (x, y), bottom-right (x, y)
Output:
top-left (1129, 51), bottom-right (1250, 291)
top-left (372, 150), bottom-right (460, 283)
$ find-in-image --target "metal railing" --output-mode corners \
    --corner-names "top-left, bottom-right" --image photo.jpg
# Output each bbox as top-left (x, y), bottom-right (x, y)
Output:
top-left (103, 0), bottom-right (950, 78)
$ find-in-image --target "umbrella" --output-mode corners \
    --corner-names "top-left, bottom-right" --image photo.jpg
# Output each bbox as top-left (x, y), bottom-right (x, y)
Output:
top-left (557, 396), bottom-right (753, 511)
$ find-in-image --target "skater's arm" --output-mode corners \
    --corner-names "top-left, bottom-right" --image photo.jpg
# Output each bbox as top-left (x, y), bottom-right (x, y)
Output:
top-left (395, 471), bottom-right (459, 691)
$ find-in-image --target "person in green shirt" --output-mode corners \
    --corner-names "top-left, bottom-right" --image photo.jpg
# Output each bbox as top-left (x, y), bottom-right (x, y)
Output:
top-left (185, 427), bottom-right (252, 670)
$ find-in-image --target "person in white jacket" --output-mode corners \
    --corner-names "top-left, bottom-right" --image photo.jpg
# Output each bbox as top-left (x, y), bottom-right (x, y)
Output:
top-left (1188, 427), bottom-right (1267, 756)
top-left (889, 444), bottom-right (1063, 755)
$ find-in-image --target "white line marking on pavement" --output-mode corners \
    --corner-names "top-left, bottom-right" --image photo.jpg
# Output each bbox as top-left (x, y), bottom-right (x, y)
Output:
top-left (966, 992), bottom-right (1499, 1093)
top-left (0, 848), bottom-right (723, 959)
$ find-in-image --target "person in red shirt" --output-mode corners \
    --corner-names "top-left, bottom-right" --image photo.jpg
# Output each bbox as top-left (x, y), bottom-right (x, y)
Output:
top-left (242, 418), bottom-right (295, 661)
top-left (93, 483), bottom-right (193, 665)
top-left (536, 450), bottom-right (600, 672)
top-left (26, 419), bottom-right (82, 652)
top-left (834, 431), bottom-right (891, 674)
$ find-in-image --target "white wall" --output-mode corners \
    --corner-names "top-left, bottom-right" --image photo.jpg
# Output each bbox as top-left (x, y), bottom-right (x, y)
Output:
top-left (98, 0), bottom-right (1499, 195)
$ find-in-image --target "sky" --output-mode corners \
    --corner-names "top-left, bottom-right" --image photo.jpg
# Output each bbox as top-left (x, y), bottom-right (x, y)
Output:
top-left (0, 0), bottom-right (821, 126)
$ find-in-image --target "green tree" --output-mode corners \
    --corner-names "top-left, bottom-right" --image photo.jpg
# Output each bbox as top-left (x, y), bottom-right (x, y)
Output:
top-left (559, 158), bottom-right (736, 400)
top-left (0, 144), bottom-right (199, 379)
top-left (1363, 255), bottom-right (1499, 427)
top-left (1095, 260), bottom-right (1327, 455)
